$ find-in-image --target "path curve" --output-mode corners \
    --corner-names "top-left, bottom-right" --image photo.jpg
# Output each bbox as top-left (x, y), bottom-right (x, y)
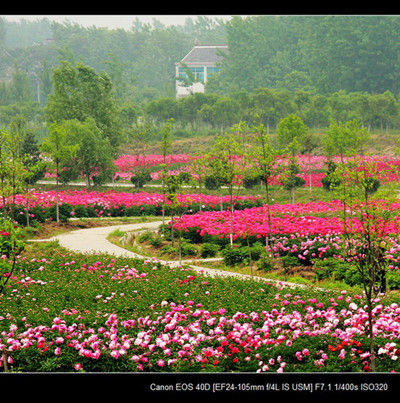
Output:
top-left (34, 220), bottom-right (311, 289)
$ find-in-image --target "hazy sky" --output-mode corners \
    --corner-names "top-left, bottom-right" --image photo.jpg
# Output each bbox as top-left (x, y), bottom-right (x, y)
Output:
top-left (1, 15), bottom-right (236, 30)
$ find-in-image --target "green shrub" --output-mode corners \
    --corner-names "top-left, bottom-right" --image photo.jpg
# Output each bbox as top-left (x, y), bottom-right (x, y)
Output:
top-left (200, 243), bottom-right (220, 258)
top-left (137, 231), bottom-right (154, 244)
top-left (180, 243), bottom-right (197, 257)
top-left (243, 175), bottom-right (261, 189)
top-left (387, 270), bottom-right (400, 290)
top-left (314, 258), bottom-right (361, 286)
top-left (160, 245), bottom-right (177, 255)
top-left (204, 175), bottom-right (225, 190)
top-left (131, 170), bottom-right (152, 188)
top-left (0, 218), bottom-right (26, 257)
top-left (150, 236), bottom-right (163, 248)
top-left (249, 242), bottom-right (265, 261)
top-left (281, 255), bottom-right (300, 268)
top-left (181, 227), bottom-right (203, 243)
top-left (321, 162), bottom-right (341, 191)
top-left (109, 229), bottom-right (125, 238)
top-left (343, 266), bottom-right (362, 286)
top-left (222, 245), bottom-right (244, 266)
top-left (72, 205), bottom-right (90, 218)
top-left (47, 203), bottom-right (73, 222)
top-left (257, 255), bottom-right (275, 272)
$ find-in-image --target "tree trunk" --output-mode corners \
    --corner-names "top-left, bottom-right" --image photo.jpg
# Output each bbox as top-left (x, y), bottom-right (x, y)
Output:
top-left (367, 300), bottom-right (376, 371)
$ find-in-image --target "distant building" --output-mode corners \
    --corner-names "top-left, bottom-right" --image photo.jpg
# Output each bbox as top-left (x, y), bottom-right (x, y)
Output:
top-left (175, 44), bottom-right (228, 98)
top-left (32, 38), bottom-right (54, 46)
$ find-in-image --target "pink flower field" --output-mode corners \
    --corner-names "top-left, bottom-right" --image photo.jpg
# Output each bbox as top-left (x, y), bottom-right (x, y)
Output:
top-left (172, 200), bottom-right (400, 239)
top-left (1, 189), bottom-right (260, 211)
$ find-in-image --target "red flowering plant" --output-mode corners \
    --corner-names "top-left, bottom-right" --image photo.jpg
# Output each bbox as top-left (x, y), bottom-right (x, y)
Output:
top-left (0, 217), bottom-right (26, 295)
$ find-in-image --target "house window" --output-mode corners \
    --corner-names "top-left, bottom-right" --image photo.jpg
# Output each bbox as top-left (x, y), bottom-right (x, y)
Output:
top-left (206, 67), bottom-right (220, 78)
top-left (178, 66), bottom-right (205, 81)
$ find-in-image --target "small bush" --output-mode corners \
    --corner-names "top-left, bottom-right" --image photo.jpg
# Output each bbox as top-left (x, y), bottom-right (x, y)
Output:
top-left (205, 175), bottom-right (225, 190)
top-left (249, 242), bottom-right (265, 261)
top-left (137, 231), bottom-right (154, 244)
top-left (150, 236), bottom-right (163, 248)
top-left (200, 243), bottom-right (220, 258)
top-left (222, 245), bottom-right (244, 266)
top-left (281, 255), bottom-right (300, 268)
top-left (131, 170), bottom-right (152, 188)
top-left (387, 271), bottom-right (400, 290)
top-left (257, 255), bottom-right (275, 272)
top-left (180, 243), bottom-right (197, 257)
top-left (160, 245), bottom-right (177, 255)
top-left (243, 175), bottom-right (261, 189)
top-left (314, 258), bottom-right (361, 286)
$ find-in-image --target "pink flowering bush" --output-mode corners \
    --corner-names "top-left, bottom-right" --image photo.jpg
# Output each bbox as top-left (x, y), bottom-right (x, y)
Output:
top-left (1, 190), bottom-right (261, 224)
top-left (173, 200), bottom-right (400, 240)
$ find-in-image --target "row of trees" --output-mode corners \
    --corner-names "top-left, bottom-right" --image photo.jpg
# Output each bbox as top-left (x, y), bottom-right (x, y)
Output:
top-left (144, 89), bottom-right (400, 132)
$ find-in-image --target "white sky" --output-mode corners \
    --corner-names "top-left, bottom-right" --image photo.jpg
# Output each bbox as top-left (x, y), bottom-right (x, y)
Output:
top-left (1, 15), bottom-right (236, 30)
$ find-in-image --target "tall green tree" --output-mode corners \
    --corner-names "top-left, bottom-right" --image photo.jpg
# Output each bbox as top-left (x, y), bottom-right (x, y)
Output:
top-left (45, 60), bottom-right (120, 150)
top-left (56, 118), bottom-right (115, 187)
top-left (276, 114), bottom-right (309, 156)
top-left (41, 122), bottom-right (79, 222)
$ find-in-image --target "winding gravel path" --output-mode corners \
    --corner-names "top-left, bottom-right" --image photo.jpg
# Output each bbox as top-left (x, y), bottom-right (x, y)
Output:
top-left (32, 220), bottom-right (310, 289)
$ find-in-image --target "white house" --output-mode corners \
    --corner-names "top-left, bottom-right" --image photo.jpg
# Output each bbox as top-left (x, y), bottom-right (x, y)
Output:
top-left (175, 44), bottom-right (228, 98)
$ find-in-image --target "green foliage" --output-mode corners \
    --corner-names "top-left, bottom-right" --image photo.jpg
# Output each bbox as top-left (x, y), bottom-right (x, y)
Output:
top-left (276, 114), bottom-right (309, 155)
top-left (257, 254), bottom-right (275, 272)
top-left (150, 236), bottom-right (163, 248)
top-left (314, 258), bottom-right (363, 286)
top-left (200, 242), bottom-right (220, 258)
top-left (180, 242), bottom-right (197, 257)
top-left (45, 60), bottom-right (120, 149)
top-left (160, 244), bottom-right (177, 256)
top-left (323, 120), bottom-right (369, 158)
top-left (281, 156), bottom-right (306, 203)
top-left (386, 271), bottom-right (400, 290)
top-left (0, 217), bottom-right (26, 295)
top-left (131, 170), bottom-right (152, 188)
top-left (0, 217), bottom-right (26, 258)
top-left (280, 255), bottom-right (300, 268)
top-left (204, 174), bottom-right (226, 190)
top-left (137, 231), bottom-right (154, 244)
top-left (0, 126), bottom-right (31, 216)
top-left (221, 245), bottom-right (244, 266)
top-left (242, 174), bottom-right (262, 189)
top-left (321, 161), bottom-right (341, 191)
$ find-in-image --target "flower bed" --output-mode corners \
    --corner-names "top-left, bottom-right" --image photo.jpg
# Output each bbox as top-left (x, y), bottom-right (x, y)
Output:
top-left (169, 200), bottom-right (400, 280)
top-left (0, 190), bottom-right (262, 224)
top-left (172, 201), bottom-right (400, 240)
top-left (44, 153), bottom-right (400, 188)
top-left (1, 244), bottom-right (400, 372)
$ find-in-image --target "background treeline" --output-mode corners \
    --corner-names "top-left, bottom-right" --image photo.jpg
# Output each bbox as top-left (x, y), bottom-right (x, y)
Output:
top-left (1, 15), bottom-right (400, 141)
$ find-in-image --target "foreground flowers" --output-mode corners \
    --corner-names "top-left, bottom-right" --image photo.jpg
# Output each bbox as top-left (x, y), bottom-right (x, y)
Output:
top-left (2, 294), bottom-right (400, 373)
